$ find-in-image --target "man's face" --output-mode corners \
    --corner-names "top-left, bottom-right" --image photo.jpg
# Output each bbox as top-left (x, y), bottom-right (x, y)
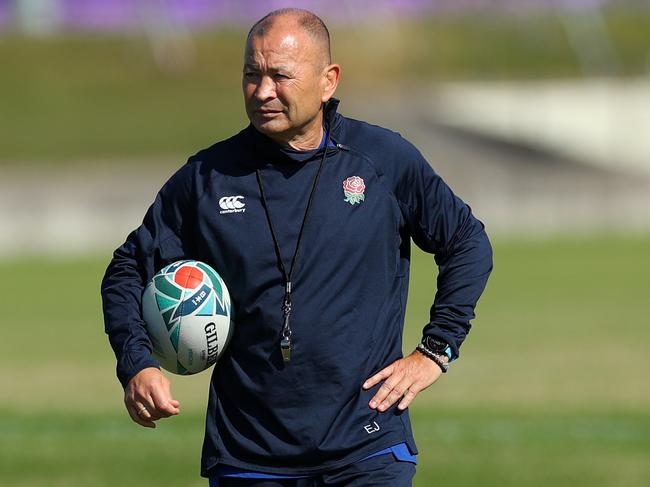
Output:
top-left (242, 25), bottom-right (328, 144)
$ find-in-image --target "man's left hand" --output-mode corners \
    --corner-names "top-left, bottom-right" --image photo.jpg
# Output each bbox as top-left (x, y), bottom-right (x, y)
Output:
top-left (363, 350), bottom-right (443, 412)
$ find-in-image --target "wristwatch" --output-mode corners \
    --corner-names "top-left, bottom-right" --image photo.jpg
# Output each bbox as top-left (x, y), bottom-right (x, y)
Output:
top-left (416, 336), bottom-right (453, 373)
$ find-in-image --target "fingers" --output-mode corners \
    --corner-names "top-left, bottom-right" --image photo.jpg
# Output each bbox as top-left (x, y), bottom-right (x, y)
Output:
top-left (373, 376), bottom-right (411, 412)
top-left (150, 386), bottom-right (181, 417)
top-left (362, 363), bottom-right (394, 390)
top-left (134, 401), bottom-right (154, 420)
top-left (382, 378), bottom-right (412, 411)
top-left (366, 361), bottom-right (406, 411)
top-left (124, 367), bottom-right (180, 428)
top-left (125, 401), bottom-right (156, 428)
top-left (365, 353), bottom-right (441, 412)
top-left (397, 385), bottom-right (420, 411)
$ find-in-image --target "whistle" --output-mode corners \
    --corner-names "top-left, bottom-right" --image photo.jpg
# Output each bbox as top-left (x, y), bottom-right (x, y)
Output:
top-left (280, 336), bottom-right (292, 362)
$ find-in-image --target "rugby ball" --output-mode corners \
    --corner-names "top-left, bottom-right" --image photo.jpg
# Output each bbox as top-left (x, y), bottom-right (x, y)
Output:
top-left (142, 260), bottom-right (233, 375)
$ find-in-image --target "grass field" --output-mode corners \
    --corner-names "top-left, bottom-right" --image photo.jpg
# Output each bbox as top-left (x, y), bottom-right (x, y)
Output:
top-left (1, 235), bottom-right (649, 486)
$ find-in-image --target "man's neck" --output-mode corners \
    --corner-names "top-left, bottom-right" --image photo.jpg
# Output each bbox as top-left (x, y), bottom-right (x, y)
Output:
top-left (285, 125), bottom-right (324, 151)
top-left (269, 113), bottom-right (325, 151)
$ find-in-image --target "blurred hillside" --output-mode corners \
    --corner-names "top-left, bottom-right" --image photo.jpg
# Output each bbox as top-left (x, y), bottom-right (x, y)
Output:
top-left (1, 3), bottom-right (650, 252)
top-left (1, 8), bottom-right (650, 163)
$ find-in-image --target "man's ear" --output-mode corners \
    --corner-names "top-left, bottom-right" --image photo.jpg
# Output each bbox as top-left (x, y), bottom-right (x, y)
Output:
top-left (321, 64), bottom-right (341, 103)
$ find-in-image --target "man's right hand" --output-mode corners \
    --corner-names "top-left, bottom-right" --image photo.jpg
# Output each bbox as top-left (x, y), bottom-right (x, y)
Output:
top-left (124, 367), bottom-right (181, 428)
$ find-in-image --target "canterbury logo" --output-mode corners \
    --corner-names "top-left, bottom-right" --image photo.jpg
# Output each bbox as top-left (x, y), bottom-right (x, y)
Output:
top-left (219, 195), bottom-right (246, 214)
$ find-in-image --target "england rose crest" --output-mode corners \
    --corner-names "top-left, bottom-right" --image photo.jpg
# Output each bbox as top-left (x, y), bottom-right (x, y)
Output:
top-left (342, 176), bottom-right (365, 205)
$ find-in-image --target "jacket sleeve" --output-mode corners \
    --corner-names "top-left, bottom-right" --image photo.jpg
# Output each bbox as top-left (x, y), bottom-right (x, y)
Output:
top-left (394, 139), bottom-right (493, 359)
top-left (101, 162), bottom-right (195, 388)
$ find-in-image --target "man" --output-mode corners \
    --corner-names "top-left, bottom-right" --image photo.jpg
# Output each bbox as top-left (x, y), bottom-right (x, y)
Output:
top-left (101, 8), bottom-right (492, 486)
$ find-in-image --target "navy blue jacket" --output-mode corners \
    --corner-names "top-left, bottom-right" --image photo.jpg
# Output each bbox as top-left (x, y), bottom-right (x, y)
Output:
top-left (101, 100), bottom-right (492, 476)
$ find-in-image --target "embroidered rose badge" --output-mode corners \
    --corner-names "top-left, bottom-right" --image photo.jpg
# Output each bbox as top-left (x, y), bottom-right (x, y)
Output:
top-left (342, 176), bottom-right (365, 205)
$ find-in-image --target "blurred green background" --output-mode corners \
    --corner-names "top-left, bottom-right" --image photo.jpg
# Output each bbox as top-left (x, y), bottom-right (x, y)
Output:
top-left (1, 1), bottom-right (649, 486)
top-left (2, 8), bottom-right (650, 163)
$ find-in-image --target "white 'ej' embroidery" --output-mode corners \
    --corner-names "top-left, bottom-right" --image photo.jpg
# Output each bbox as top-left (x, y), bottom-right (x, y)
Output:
top-left (363, 421), bottom-right (380, 434)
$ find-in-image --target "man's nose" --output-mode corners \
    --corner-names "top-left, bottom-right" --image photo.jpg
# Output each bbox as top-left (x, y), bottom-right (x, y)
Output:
top-left (254, 75), bottom-right (276, 100)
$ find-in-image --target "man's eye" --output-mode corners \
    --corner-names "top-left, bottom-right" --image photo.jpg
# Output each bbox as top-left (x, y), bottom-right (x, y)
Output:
top-left (274, 74), bottom-right (290, 80)
top-left (244, 72), bottom-right (258, 78)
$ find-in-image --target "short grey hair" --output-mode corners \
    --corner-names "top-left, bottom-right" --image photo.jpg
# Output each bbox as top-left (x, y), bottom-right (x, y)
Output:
top-left (247, 8), bottom-right (332, 66)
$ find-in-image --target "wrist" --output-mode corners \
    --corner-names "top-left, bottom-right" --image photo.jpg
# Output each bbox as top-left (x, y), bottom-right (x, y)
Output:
top-left (422, 336), bottom-right (454, 360)
top-left (417, 336), bottom-right (454, 373)
top-left (415, 344), bottom-right (448, 373)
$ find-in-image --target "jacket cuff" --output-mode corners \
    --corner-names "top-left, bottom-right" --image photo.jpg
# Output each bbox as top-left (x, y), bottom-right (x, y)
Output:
top-left (116, 351), bottom-right (161, 389)
top-left (421, 326), bottom-right (461, 361)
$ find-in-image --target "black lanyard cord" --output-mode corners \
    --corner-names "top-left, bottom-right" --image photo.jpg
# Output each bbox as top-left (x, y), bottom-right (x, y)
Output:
top-left (255, 128), bottom-right (333, 362)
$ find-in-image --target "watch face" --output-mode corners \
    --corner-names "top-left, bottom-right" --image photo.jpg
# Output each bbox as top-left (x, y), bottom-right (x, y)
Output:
top-left (423, 336), bottom-right (449, 354)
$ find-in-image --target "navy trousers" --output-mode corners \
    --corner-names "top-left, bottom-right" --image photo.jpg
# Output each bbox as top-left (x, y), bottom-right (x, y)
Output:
top-left (210, 454), bottom-right (416, 487)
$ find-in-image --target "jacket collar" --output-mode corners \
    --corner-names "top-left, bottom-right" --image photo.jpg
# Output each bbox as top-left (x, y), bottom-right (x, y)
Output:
top-left (243, 98), bottom-right (342, 165)
top-left (324, 98), bottom-right (341, 133)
